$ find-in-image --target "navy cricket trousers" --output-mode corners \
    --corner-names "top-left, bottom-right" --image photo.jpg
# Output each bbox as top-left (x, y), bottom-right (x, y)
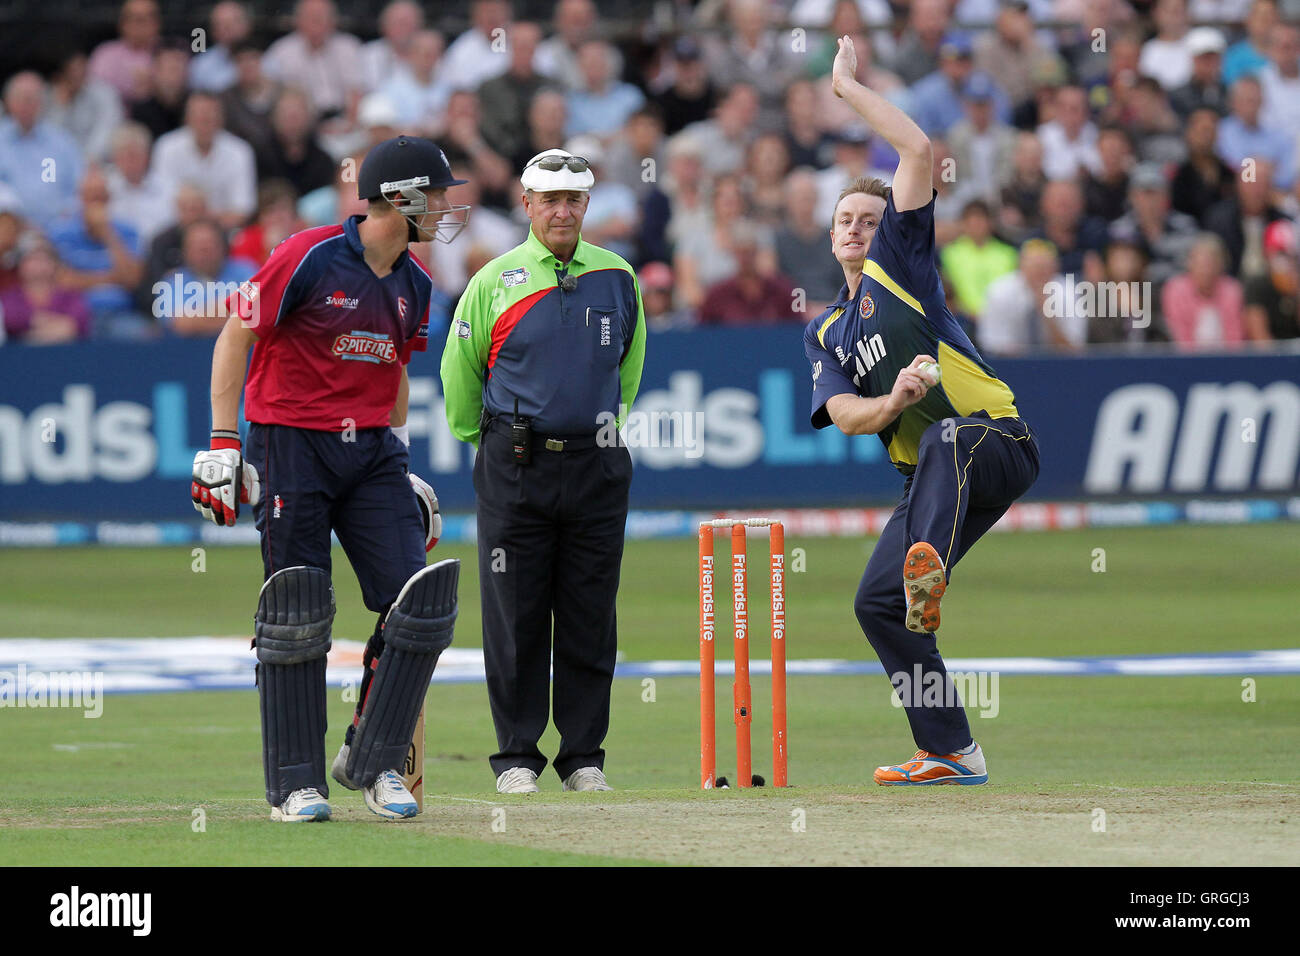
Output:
top-left (853, 412), bottom-right (1040, 754)
top-left (245, 424), bottom-right (425, 607)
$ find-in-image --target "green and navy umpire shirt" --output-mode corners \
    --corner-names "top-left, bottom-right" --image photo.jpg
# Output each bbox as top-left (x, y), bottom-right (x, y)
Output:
top-left (804, 189), bottom-right (1019, 475)
top-left (441, 227), bottom-right (647, 444)
top-left (231, 214), bottom-right (432, 431)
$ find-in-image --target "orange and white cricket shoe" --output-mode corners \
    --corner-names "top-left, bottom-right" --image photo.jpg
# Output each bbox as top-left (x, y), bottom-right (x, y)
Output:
top-left (874, 743), bottom-right (988, 785)
top-left (903, 542), bottom-right (947, 633)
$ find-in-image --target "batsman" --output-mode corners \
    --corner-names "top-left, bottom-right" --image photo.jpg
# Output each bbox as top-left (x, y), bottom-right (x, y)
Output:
top-left (805, 38), bottom-right (1041, 785)
top-left (190, 136), bottom-right (469, 821)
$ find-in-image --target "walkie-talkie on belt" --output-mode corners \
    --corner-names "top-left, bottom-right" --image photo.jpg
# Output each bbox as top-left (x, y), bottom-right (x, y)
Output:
top-left (510, 396), bottom-right (532, 465)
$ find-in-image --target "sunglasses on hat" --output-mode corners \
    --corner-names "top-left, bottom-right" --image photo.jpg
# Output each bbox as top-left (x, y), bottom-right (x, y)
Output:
top-left (527, 155), bottom-right (590, 173)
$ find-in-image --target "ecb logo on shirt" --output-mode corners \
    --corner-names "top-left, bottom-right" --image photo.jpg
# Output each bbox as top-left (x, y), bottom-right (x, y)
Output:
top-left (859, 293), bottom-right (876, 320)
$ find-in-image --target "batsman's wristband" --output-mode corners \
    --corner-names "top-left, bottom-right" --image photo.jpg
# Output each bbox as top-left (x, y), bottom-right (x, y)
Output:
top-left (210, 429), bottom-right (241, 451)
top-left (391, 424), bottom-right (411, 447)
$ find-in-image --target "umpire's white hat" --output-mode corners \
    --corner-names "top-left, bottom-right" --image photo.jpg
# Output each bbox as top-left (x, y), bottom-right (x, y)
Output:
top-left (520, 149), bottom-right (595, 192)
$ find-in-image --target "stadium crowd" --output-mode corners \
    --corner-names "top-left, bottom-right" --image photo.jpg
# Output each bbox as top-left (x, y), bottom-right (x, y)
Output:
top-left (2, 0), bottom-right (1300, 353)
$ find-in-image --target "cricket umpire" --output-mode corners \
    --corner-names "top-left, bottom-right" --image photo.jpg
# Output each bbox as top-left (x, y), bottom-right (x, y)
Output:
top-left (805, 38), bottom-right (1040, 786)
top-left (190, 136), bottom-right (469, 821)
top-left (441, 148), bottom-right (647, 794)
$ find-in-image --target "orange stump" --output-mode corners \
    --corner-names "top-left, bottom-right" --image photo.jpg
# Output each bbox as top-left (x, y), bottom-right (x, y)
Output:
top-left (731, 523), bottom-right (752, 788)
top-left (769, 522), bottom-right (787, 787)
top-left (699, 525), bottom-right (716, 789)
top-left (699, 518), bottom-right (788, 790)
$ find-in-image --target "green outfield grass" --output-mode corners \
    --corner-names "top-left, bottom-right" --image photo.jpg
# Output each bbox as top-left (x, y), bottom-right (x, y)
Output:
top-left (1, 524), bottom-right (1297, 865)
top-left (2, 523), bottom-right (1297, 658)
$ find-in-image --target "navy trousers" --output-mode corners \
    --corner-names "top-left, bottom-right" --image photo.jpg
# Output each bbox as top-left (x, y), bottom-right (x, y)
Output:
top-left (853, 412), bottom-right (1040, 754)
top-left (246, 424), bottom-right (426, 754)
top-left (473, 427), bottom-right (632, 781)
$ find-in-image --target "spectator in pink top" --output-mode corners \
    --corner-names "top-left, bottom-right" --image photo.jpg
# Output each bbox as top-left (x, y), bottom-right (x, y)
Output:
top-left (1160, 233), bottom-right (1245, 349)
top-left (0, 241), bottom-right (92, 344)
top-left (88, 0), bottom-right (162, 103)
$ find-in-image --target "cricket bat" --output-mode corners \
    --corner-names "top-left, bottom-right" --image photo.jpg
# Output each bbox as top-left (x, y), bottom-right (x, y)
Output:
top-left (403, 705), bottom-right (425, 810)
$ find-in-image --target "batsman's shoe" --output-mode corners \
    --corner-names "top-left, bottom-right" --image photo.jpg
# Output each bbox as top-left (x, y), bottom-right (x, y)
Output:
top-left (331, 742), bottom-right (360, 791)
top-left (874, 743), bottom-right (987, 786)
top-left (496, 767), bottom-right (541, 794)
top-left (271, 787), bottom-right (331, 822)
top-left (363, 769), bottom-right (419, 819)
top-left (562, 767), bottom-right (613, 792)
top-left (904, 541), bottom-right (947, 633)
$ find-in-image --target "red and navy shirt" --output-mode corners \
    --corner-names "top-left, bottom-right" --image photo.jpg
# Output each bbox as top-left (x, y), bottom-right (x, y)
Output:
top-left (232, 215), bottom-right (432, 431)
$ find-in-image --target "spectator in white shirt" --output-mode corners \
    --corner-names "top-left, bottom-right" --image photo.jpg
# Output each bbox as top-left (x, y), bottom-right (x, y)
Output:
top-left (48, 50), bottom-right (124, 162)
top-left (789, 0), bottom-right (892, 27)
top-left (440, 0), bottom-right (512, 92)
top-left (1037, 85), bottom-right (1101, 180)
top-left (152, 92), bottom-right (257, 230)
top-left (361, 0), bottom-right (424, 93)
top-left (1139, 0), bottom-right (1194, 91)
top-left (380, 30), bottom-right (451, 135)
top-left (106, 122), bottom-right (172, 246)
top-left (979, 239), bottom-right (1086, 354)
top-left (261, 0), bottom-right (363, 122)
top-left (1260, 24), bottom-right (1300, 146)
top-left (190, 1), bottom-right (252, 93)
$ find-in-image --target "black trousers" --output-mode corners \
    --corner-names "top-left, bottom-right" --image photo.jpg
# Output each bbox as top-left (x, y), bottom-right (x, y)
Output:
top-left (473, 427), bottom-right (632, 780)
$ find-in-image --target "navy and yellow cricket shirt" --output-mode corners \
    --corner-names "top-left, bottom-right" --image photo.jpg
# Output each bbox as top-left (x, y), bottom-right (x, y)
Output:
top-left (804, 190), bottom-right (1019, 476)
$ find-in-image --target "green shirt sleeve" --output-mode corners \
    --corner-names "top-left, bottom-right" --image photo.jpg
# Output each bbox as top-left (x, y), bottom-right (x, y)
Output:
top-left (440, 271), bottom-right (493, 446)
top-left (618, 275), bottom-right (647, 425)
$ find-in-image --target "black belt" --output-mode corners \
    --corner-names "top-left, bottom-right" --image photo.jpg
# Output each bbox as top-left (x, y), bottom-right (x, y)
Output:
top-left (482, 417), bottom-right (601, 451)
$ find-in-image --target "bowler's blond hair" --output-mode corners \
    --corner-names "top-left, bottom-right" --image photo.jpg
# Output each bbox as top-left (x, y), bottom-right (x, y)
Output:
top-left (832, 176), bottom-right (891, 228)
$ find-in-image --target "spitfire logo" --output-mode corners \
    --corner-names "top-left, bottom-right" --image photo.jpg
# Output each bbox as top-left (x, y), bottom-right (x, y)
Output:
top-left (325, 290), bottom-right (360, 309)
top-left (333, 330), bottom-right (397, 363)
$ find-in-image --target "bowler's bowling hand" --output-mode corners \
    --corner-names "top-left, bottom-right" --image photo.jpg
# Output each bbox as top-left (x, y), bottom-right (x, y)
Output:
top-left (831, 35), bottom-right (858, 99)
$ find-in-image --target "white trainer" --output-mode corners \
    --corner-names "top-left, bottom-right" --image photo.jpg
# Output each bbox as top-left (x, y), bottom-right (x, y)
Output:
top-left (363, 769), bottom-right (419, 819)
top-left (331, 742), bottom-right (360, 790)
top-left (496, 767), bottom-right (541, 793)
top-left (562, 767), bottom-right (612, 792)
top-left (271, 787), bottom-right (331, 822)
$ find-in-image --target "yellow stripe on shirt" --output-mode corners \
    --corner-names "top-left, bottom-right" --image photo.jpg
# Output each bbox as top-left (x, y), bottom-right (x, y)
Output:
top-left (863, 260), bottom-right (925, 315)
top-left (816, 308), bottom-right (845, 347)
